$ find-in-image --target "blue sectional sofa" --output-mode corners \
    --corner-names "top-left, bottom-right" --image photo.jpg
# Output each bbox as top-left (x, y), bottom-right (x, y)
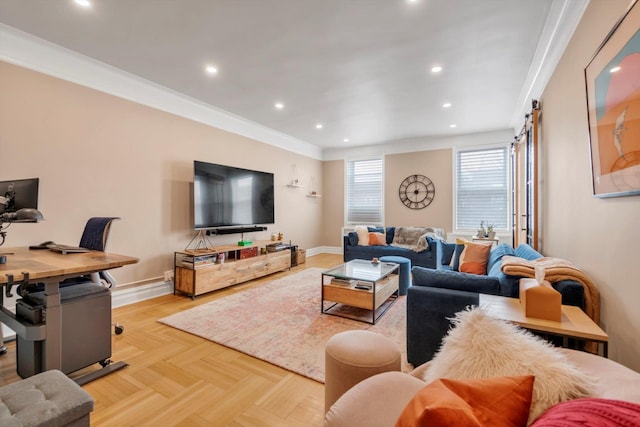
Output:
top-left (343, 227), bottom-right (440, 269)
top-left (406, 242), bottom-right (586, 366)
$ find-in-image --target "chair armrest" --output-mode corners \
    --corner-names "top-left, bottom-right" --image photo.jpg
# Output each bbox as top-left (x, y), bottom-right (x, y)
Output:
top-left (411, 266), bottom-right (500, 295)
top-left (406, 286), bottom-right (479, 366)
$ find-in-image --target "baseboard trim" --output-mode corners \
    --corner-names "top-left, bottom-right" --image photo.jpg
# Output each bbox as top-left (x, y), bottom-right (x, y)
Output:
top-left (111, 280), bottom-right (174, 308)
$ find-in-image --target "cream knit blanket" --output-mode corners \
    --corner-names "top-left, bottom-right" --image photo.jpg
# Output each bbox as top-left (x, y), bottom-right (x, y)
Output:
top-left (500, 256), bottom-right (600, 327)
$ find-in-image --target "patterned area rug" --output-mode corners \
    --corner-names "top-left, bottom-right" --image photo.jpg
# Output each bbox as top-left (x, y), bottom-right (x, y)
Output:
top-left (158, 268), bottom-right (408, 383)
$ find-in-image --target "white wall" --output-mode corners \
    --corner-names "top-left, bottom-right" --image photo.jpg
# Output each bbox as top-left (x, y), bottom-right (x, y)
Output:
top-left (0, 61), bottom-right (324, 286)
top-left (540, 0), bottom-right (640, 370)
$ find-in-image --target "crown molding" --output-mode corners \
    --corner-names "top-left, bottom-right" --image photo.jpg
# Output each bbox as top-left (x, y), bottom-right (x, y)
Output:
top-left (322, 129), bottom-right (514, 161)
top-left (509, 0), bottom-right (590, 132)
top-left (0, 24), bottom-right (323, 160)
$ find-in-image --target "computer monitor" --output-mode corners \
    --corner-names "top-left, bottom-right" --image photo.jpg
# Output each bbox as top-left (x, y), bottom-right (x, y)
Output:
top-left (0, 178), bottom-right (39, 215)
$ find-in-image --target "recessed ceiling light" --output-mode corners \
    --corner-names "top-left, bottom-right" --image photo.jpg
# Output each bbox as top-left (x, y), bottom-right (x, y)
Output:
top-left (431, 65), bottom-right (443, 73)
top-left (315, 124), bottom-right (323, 129)
top-left (205, 65), bottom-right (218, 75)
top-left (443, 102), bottom-right (452, 108)
top-left (450, 124), bottom-right (457, 128)
top-left (74, 0), bottom-right (91, 7)
top-left (610, 66), bottom-right (621, 73)
top-left (274, 102), bottom-right (284, 110)
top-left (343, 138), bottom-right (350, 142)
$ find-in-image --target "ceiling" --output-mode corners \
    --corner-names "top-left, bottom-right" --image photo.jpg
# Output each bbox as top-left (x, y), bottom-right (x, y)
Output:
top-left (0, 0), bottom-right (586, 154)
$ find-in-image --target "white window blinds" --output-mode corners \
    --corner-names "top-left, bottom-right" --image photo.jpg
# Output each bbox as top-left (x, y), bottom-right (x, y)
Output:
top-left (346, 158), bottom-right (383, 224)
top-left (455, 147), bottom-right (509, 230)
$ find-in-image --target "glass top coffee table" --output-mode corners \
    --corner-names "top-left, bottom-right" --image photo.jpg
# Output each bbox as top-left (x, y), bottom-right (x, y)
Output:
top-left (321, 259), bottom-right (400, 324)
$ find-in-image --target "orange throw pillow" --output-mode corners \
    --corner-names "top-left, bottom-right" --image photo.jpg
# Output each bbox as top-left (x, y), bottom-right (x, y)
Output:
top-left (368, 232), bottom-right (387, 246)
top-left (458, 241), bottom-right (492, 275)
top-left (395, 375), bottom-right (534, 427)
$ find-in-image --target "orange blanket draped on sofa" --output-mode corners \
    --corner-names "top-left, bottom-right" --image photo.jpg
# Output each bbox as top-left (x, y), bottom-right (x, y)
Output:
top-left (500, 256), bottom-right (601, 327)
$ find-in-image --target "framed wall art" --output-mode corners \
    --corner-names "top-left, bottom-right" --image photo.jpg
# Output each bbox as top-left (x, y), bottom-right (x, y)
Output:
top-left (585, 0), bottom-right (640, 198)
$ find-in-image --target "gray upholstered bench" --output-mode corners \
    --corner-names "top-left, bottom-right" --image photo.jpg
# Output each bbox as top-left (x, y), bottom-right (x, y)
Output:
top-left (0, 369), bottom-right (94, 427)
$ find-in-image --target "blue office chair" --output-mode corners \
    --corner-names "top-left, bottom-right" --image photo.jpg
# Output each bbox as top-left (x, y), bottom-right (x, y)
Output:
top-left (77, 217), bottom-right (120, 289)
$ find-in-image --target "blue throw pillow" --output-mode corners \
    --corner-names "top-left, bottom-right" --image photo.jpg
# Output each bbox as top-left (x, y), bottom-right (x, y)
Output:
top-left (385, 227), bottom-right (396, 245)
top-left (487, 244), bottom-right (516, 273)
top-left (450, 244), bottom-right (465, 271)
top-left (367, 226), bottom-right (385, 234)
top-left (347, 232), bottom-right (358, 246)
top-left (439, 241), bottom-right (456, 265)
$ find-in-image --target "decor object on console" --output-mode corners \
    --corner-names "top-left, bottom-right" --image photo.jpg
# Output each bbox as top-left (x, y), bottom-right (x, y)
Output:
top-left (520, 277), bottom-right (561, 321)
top-left (343, 226), bottom-right (445, 269)
top-left (585, 0), bottom-right (640, 198)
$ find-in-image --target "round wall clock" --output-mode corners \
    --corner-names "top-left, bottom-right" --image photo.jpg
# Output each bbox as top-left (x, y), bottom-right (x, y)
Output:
top-left (399, 174), bottom-right (435, 209)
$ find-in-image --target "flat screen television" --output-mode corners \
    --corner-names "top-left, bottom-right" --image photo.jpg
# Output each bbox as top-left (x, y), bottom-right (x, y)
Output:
top-left (193, 161), bottom-right (274, 230)
top-left (0, 177), bottom-right (39, 216)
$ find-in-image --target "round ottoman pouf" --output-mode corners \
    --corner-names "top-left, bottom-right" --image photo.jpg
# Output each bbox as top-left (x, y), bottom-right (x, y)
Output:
top-left (324, 330), bottom-right (401, 413)
top-left (379, 255), bottom-right (412, 295)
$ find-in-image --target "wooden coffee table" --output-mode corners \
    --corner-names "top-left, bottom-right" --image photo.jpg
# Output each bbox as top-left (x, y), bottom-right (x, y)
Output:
top-left (321, 259), bottom-right (399, 324)
top-left (479, 293), bottom-right (609, 356)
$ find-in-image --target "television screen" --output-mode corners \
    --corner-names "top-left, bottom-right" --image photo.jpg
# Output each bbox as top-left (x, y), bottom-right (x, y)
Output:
top-left (0, 178), bottom-right (39, 215)
top-left (194, 161), bottom-right (274, 229)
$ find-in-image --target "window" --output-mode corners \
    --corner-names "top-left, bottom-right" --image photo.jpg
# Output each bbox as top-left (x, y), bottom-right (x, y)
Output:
top-left (455, 146), bottom-right (509, 231)
top-left (345, 158), bottom-right (383, 224)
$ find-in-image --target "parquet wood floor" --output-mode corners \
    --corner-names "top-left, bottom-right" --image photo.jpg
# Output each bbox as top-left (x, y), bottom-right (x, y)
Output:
top-left (0, 253), bottom-right (343, 426)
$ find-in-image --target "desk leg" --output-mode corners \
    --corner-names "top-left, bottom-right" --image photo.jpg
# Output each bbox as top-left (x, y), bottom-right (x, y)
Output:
top-left (43, 280), bottom-right (62, 371)
top-left (0, 326), bottom-right (5, 355)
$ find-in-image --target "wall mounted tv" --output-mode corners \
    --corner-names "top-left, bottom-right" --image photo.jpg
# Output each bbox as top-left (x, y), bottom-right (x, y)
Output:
top-left (193, 161), bottom-right (275, 230)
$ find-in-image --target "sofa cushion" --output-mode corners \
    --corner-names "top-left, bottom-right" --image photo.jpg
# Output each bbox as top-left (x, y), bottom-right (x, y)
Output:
top-left (367, 226), bottom-right (385, 234)
top-left (530, 398), bottom-right (640, 426)
top-left (487, 244), bottom-right (516, 275)
top-left (355, 225), bottom-right (370, 246)
top-left (395, 375), bottom-right (534, 427)
top-left (368, 232), bottom-right (386, 246)
top-left (412, 267), bottom-right (500, 295)
top-left (458, 241), bottom-right (492, 275)
top-left (515, 243), bottom-right (543, 260)
top-left (347, 232), bottom-right (358, 246)
top-left (438, 241), bottom-right (464, 268)
top-left (450, 243), bottom-right (465, 271)
top-left (423, 307), bottom-right (593, 424)
top-left (392, 227), bottom-right (429, 247)
top-left (385, 227), bottom-right (396, 245)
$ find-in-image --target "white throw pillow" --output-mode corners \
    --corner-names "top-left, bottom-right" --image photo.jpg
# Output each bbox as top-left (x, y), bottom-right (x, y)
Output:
top-left (354, 225), bottom-right (370, 246)
top-left (422, 307), bottom-right (593, 425)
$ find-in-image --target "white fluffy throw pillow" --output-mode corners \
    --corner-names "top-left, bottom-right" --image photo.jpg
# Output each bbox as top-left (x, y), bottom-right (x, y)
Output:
top-left (422, 307), bottom-right (593, 424)
top-left (354, 225), bottom-right (370, 246)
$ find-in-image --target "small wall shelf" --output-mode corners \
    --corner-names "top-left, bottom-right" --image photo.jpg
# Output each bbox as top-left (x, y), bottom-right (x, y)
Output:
top-left (287, 183), bottom-right (304, 188)
top-left (307, 193), bottom-right (321, 198)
